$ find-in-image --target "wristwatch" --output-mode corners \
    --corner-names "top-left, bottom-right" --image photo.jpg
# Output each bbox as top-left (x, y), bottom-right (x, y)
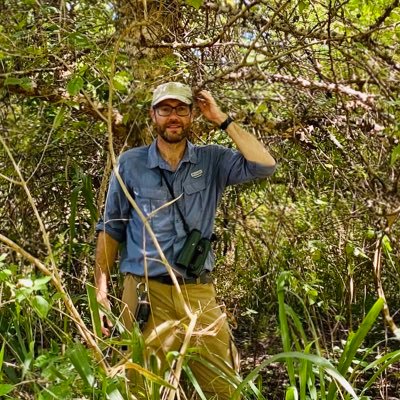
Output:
top-left (220, 116), bottom-right (234, 130)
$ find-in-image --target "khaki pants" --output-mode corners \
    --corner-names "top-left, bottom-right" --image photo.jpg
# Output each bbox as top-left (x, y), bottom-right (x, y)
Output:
top-left (121, 274), bottom-right (240, 400)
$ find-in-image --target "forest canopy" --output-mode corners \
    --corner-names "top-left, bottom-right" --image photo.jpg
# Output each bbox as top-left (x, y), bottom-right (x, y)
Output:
top-left (0, 0), bottom-right (400, 399)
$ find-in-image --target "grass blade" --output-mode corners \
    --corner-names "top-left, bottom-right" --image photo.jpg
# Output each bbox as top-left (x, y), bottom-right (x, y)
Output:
top-left (232, 351), bottom-right (359, 400)
top-left (299, 342), bottom-right (313, 399)
top-left (327, 298), bottom-right (384, 400)
top-left (130, 323), bottom-right (145, 366)
top-left (360, 349), bottom-right (400, 394)
top-left (124, 362), bottom-right (175, 388)
top-left (81, 173), bottom-right (99, 223)
top-left (68, 185), bottom-right (81, 266)
top-left (86, 283), bottom-right (102, 338)
top-left (0, 340), bottom-right (5, 375)
top-left (285, 304), bottom-right (309, 346)
top-left (277, 272), bottom-right (296, 387)
top-left (68, 342), bottom-right (95, 387)
top-left (106, 384), bottom-right (125, 400)
top-left (285, 386), bottom-right (299, 400)
top-left (182, 363), bottom-right (207, 400)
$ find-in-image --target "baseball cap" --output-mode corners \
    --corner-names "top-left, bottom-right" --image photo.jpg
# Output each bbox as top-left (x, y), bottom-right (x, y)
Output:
top-left (151, 82), bottom-right (193, 107)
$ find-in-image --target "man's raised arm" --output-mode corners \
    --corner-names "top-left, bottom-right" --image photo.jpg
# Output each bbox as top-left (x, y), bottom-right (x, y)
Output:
top-left (196, 90), bottom-right (276, 167)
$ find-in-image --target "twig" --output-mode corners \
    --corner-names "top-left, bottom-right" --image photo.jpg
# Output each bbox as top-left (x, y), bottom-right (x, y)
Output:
top-left (162, 314), bottom-right (198, 400)
top-left (0, 136), bottom-right (55, 265)
top-left (0, 67), bottom-right (61, 78)
top-left (0, 172), bottom-right (22, 185)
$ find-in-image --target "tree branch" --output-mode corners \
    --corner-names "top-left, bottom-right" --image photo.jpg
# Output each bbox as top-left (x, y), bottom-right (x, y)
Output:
top-left (220, 69), bottom-right (376, 107)
top-left (1, 80), bottom-right (126, 135)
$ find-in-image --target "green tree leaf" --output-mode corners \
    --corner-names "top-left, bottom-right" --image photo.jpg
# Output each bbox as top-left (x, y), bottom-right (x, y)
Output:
top-left (53, 106), bottom-right (66, 130)
top-left (390, 144), bottom-right (400, 166)
top-left (299, 0), bottom-right (307, 14)
top-left (32, 295), bottom-right (51, 319)
top-left (186, 0), bottom-right (203, 9)
top-left (33, 276), bottom-right (52, 291)
top-left (68, 32), bottom-right (91, 49)
top-left (4, 77), bottom-right (33, 90)
top-left (67, 76), bottom-right (84, 96)
top-left (112, 71), bottom-right (131, 92)
top-left (0, 384), bottom-right (14, 396)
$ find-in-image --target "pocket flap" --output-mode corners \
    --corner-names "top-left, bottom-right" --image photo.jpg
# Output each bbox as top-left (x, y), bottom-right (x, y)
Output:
top-left (184, 178), bottom-right (206, 195)
top-left (134, 187), bottom-right (168, 200)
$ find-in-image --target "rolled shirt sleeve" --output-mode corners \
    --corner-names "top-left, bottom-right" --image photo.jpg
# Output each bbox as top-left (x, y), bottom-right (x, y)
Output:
top-left (213, 145), bottom-right (276, 187)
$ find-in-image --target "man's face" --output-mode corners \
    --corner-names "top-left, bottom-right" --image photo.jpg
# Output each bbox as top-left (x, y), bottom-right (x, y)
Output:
top-left (151, 99), bottom-right (193, 144)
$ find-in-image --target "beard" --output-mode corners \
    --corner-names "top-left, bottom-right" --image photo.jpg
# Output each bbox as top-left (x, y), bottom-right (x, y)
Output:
top-left (156, 123), bottom-right (191, 144)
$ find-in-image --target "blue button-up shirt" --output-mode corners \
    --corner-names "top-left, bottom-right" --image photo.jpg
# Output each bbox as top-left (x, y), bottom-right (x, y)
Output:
top-left (96, 139), bottom-right (275, 278)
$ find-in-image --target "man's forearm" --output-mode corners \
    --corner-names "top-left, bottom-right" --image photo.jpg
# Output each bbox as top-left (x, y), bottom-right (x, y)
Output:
top-left (94, 231), bottom-right (119, 300)
top-left (224, 120), bottom-right (276, 167)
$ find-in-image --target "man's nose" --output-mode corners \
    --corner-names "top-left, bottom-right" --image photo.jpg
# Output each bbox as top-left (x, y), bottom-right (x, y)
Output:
top-left (168, 110), bottom-right (180, 118)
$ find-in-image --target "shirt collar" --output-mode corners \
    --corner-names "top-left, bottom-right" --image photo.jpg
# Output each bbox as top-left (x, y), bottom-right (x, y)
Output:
top-left (147, 139), bottom-right (198, 169)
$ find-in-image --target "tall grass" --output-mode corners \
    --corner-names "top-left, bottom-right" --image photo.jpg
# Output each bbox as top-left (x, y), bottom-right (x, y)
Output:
top-left (0, 261), bottom-right (397, 399)
top-left (275, 271), bottom-right (393, 400)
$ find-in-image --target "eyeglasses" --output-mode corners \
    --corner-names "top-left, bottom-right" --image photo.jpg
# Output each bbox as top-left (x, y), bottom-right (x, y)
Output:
top-left (154, 105), bottom-right (191, 117)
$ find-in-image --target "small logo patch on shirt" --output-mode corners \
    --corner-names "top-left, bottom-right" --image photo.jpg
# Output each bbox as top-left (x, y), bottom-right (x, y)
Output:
top-left (191, 169), bottom-right (203, 178)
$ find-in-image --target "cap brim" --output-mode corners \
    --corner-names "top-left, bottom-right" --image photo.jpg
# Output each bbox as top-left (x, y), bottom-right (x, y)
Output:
top-left (152, 94), bottom-right (192, 106)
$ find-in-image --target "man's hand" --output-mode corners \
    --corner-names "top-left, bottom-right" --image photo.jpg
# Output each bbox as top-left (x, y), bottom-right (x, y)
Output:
top-left (97, 293), bottom-right (113, 337)
top-left (196, 90), bottom-right (227, 126)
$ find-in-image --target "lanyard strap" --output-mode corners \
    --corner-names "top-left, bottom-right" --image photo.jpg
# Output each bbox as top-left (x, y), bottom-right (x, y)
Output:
top-left (159, 168), bottom-right (190, 234)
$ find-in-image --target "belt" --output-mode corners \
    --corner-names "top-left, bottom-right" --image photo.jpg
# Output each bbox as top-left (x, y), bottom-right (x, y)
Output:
top-left (132, 272), bottom-right (213, 285)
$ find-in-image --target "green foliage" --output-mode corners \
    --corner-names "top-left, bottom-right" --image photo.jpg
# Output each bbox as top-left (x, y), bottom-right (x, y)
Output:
top-left (1, 0), bottom-right (400, 398)
top-left (67, 75), bottom-right (84, 96)
top-left (390, 144), bottom-right (400, 166)
top-left (327, 298), bottom-right (385, 400)
top-left (67, 342), bottom-right (95, 388)
top-left (86, 284), bottom-right (103, 338)
top-left (274, 272), bottom-right (391, 399)
top-left (0, 249), bottom-right (398, 399)
top-left (185, 0), bottom-right (203, 9)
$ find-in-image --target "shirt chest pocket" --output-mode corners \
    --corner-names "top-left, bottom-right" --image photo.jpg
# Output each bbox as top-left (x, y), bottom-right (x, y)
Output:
top-left (183, 177), bottom-right (206, 228)
top-left (134, 187), bottom-right (173, 234)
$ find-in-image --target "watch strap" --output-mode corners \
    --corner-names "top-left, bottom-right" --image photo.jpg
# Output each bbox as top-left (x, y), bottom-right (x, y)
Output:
top-left (219, 116), bottom-right (234, 130)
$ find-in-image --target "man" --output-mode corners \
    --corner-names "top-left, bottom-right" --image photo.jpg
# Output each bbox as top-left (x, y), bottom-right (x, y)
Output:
top-left (95, 82), bottom-right (276, 399)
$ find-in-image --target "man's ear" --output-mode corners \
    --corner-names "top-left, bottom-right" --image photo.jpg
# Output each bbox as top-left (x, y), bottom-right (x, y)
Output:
top-left (149, 107), bottom-right (156, 123)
